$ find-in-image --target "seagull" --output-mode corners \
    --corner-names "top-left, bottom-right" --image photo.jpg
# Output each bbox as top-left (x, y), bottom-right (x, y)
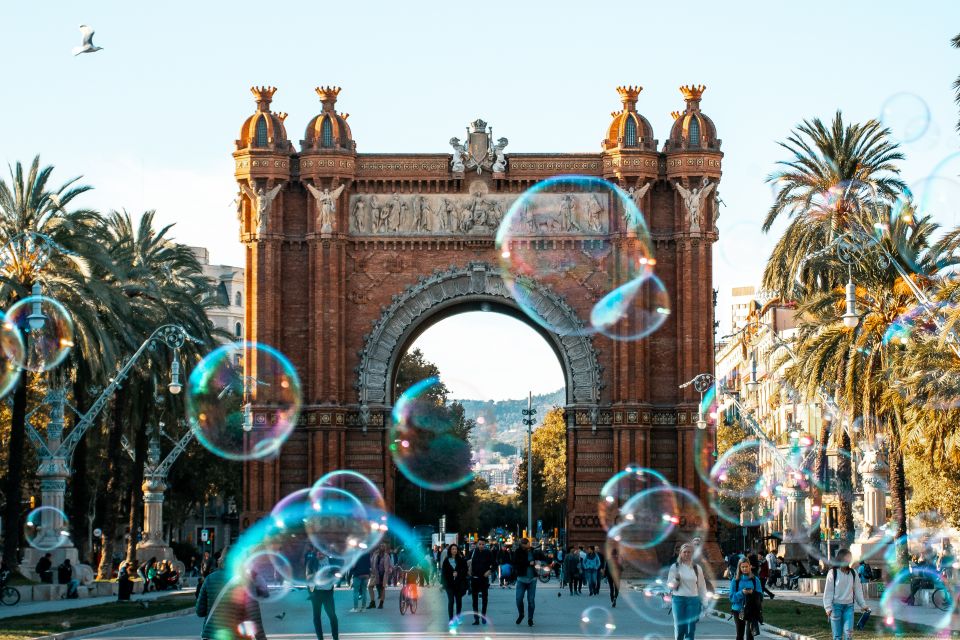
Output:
top-left (72, 25), bottom-right (103, 56)
top-left (275, 612), bottom-right (286, 621)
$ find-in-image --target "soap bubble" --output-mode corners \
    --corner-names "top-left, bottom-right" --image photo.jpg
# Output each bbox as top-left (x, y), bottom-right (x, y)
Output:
top-left (599, 466), bottom-right (670, 531)
top-left (312, 470), bottom-right (389, 548)
top-left (449, 611), bottom-right (494, 638)
top-left (590, 273), bottom-right (671, 341)
top-left (238, 550), bottom-right (292, 603)
top-left (24, 506), bottom-right (71, 551)
top-left (709, 439), bottom-right (784, 527)
top-left (580, 606), bottom-right (616, 636)
top-left (0, 315), bottom-right (24, 398)
top-left (390, 376), bottom-right (493, 491)
top-left (6, 295), bottom-right (74, 372)
top-left (880, 93), bottom-right (931, 143)
top-left (186, 342), bottom-right (301, 461)
top-left (304, 486), bottom-right (371, 558)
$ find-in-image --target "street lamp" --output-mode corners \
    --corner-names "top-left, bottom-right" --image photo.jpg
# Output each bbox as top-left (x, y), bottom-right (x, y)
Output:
top-left (841, 271), bottom-right (859, 329)
top-left (745, 357), bottom-right (760, 394)
top-left (27, 282), bottom-right (45, 330)
top-left (521, 391), bottom-right (536, 541)
top-left (680, 373), bottom-right (715, 430)
top-left (168, 353), bottom-right (183, 395)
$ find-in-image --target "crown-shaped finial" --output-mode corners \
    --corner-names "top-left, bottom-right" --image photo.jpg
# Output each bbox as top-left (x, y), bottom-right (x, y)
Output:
top-left (679, 84), bottom-right (706, 102)
top-left (315, 86), bottom-right (341, 111)
top-left (276, 112), bottom-right (288, 122)
top-left (671, 111), bottom-right (682, 120)
top-left (251, 86), bottom-right (277, 111)
top-left (469, 118), bottom-right (488, 133)
top-left (616, 86), bottom-right (642, 110)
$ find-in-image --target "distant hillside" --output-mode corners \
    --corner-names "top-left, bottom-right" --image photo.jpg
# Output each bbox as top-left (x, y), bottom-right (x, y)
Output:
top-left (458, 388), bottom-right (565, 450)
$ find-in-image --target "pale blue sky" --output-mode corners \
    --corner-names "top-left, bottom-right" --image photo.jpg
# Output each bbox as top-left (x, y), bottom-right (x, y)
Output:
top-left (2, 1), bottom-right (959, 399)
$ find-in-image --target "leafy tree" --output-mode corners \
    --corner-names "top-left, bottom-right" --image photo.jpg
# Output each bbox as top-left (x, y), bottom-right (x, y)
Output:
top-left (516, 407), bottom-right (566, 534)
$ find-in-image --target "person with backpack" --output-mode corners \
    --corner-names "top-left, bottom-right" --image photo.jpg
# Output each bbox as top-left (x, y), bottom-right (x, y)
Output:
top-left (823, 549), bottom-right (869, 640)
top-left (582, 547), bottom-right (601, 596)
top-left (730, 556), bottom-right (765, 640)
top-left (667, 543), bottom-right (708, 640)
top-left (563, 546), bottom-right (582, 595)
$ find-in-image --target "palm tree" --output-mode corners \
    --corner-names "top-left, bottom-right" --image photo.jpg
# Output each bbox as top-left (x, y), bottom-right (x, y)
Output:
top-left (762, 112), bottom-right (906, 298)
top-left (0, 156), bottom-right (120, 569)
top-left (953, 34), bottom-right (960, 133)
top-left (92, 210), bottom-right (219, 577)
top-left (784, 207), bottom-right (938, 549)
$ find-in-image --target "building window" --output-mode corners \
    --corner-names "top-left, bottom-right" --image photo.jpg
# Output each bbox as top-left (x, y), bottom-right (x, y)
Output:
top-left (624, 117), bottom-right (637, 147)
top-left (255, 117), bottom-right (268, 147)
top-left (235, 291), bottom-right (242, 307)
top-left (688, 117), bottom-right (701, 148)
top-left (321, 118), bottom-right (333, 148)
top-left (235, 322), bottom-right (242, 338)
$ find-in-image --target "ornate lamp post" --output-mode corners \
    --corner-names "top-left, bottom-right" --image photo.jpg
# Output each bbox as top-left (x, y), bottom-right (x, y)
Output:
top-left (21, 324), bottom-right (196, 572)
top-left (679, 373), bottom-right (714, 430)
top-left (521, 392), bottom-right (536, 541)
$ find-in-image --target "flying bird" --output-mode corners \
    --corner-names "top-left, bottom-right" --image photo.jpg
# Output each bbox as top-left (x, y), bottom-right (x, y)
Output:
top-left (275, 612), bottom-right (286, 621)
top-left (72, 25), bottom-right (103, 56)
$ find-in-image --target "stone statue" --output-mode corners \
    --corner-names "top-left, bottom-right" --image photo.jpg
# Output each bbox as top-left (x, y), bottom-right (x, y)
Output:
top-left (585, 194), bottom-right (604, 232)
top-left (241, 182), bottom-right (283, 234)
top-left (306, 183), bottom-right (346, 233)
top-left (352, 197), bottom-right (366, 233)
top-left (628, 182), bottom-right (652, 212)
top-left (232, 192), bottom-right (242, 221)
top-left (491, 137), bottom-right (509, 173)
top-left (411, 195), bottom-right (432, 232)
top-left (368, 195), bottom-right (384, 232)
top-left (559, 194), bottom-right (580, 232)
top-left (437, 198), bottom-right (451, 232)
top-left (387, 193), bottom-right (403, 232)
top-left (674, 177), bottom-right (716, 234)
top-left (450, 137), bottom-right (467, 173)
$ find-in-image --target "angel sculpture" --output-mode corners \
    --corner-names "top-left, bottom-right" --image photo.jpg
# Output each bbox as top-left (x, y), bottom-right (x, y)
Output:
top-left (626, 182), bottom-right (652, 229)
top-left (306, 183), bottom-right (346, 233)
top-left (673, 177), bottom-right (716, 234)
top-left (241, 182), bottom-right (283, 234)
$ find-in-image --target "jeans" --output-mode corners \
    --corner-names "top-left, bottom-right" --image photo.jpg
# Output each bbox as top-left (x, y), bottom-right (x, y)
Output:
top-left (583, 569), bottom-right (598, 595)
top-left (352, 576), bottom-right (368, 609)
top-left (516, 579), bottom-right (537, 618)
top-left (446, 588), bottom-right (463, 621)
top-left (672, 595), bottom-right (701, 640)
top-left (309, 589), bottom-right (339, 640)
top-left (471, 577), bottom-right (489, 621)
top-left (830, 603), bottom-right (854, 640)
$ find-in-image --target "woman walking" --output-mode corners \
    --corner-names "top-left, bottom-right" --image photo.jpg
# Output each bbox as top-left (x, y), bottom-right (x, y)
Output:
top-left (667, 543), bottom-right (707, 640)
top-left (606, 547), bottom-right (622, 607)
top-left (823, 549), bottom-right (870, 640)
top-left (730, 556), bottom-right (765, 640)
top-left (305, 549), bottom-right (339, 640)
top-left (442, 543), bottom-right (468, 622)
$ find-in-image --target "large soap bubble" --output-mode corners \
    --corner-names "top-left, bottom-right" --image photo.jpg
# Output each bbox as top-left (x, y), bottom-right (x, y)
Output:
top-left (6, 295), bottom-right (74, 373)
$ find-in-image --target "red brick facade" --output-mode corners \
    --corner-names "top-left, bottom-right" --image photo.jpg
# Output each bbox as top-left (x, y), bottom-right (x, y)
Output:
top-left (235, 85), bottom-right (721, 548)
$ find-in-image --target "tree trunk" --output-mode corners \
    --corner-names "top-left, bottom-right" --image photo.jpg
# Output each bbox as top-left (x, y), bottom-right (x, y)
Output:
top-left (69, 375), bottom-right (91, 564)
top-left (125, 391), bottom-right (149, 564)
top-left (2, 378), bottom-right (29, 570)
top-left (889, 445), bottom-right (908, 566)
top-left (96, 385), bottom-right (128, 580)
top-left (836, 430), bottom-right (855, 545)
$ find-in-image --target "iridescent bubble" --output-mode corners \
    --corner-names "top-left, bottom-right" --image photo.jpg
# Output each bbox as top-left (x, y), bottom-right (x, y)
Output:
top-left (912, 174), bottom-right (960, 231)
top-left (590, 273), bottom-right (671, 340)
top-left (495, 175), bottom-right (655, 338)
top-left (0, 315), bottom-right (24, 398)
top-left (238, 550), bottom-right (292, 603)
top-left (880, 566), bottom-right (954, 631)
top-left (610, 486), bottom-right (706, 551)
top-left (390, 376), bottom-right (493, 491)
top-left (579, 605), bottom-right (616, 636)
top-left (312, 470), bottom-right (388, 548)
top-left (598, 465), bottom-right (670, 531)
top-left (709, 439), bottom-right (784, 527)
top-left (186, 342), bottom-right (301, 461)
top-left (304, 486), bottom-right (370, 558)
top-left (880, 93), bottom-right (931, 144)
top-left (265, 489), bottom-right (348, 587)
top-left (24, 506), bottom-right (70, 551)
top-left (449, 611), bottom-right (494, 638)
top-left (6, 295), bottom-right (74, 373)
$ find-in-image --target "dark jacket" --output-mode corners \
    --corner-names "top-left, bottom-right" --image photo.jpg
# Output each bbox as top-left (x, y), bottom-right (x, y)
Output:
top-left (563, 551), bottom-right (582, 577)
top-left (196, 569), bottom-right (266, 640)
top-left (512, 547), bottom-right (546, 581)
top-left (470, 547), bottom-right (494, 579)
top-left (353, 552), bottom-right (372, 577)
top-left (441, 554), bottom-right (468, 594)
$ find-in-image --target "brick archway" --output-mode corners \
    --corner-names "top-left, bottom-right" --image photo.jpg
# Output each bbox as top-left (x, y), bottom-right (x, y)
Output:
top-left (355, 261), bottom-right (601, 410)
top-left (235, 86), bottom-right (721, 549)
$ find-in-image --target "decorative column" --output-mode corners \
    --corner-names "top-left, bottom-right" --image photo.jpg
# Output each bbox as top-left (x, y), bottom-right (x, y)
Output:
top-left (851, 445), bottom-right (890, 564)
top-left (778, 484), bottom-right (809, 560)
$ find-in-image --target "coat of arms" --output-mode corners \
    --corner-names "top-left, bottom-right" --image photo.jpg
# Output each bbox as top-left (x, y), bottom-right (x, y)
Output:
top-left (450, 119), bottom-right (508, 174)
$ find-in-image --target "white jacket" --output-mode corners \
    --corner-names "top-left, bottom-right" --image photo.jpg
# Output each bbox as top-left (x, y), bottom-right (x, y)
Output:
top-left (823, 568), bottom-right (867, 612)
top-left (667, 562), bottom-right (707, 603)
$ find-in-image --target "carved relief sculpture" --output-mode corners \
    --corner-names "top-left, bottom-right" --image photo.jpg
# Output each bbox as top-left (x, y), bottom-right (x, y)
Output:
top-left (674, 177), bottom-right (716, 234)
top-left (241, 182), bottom-right (283, 235)
top-left (352, 198), bottom-right (366, 233)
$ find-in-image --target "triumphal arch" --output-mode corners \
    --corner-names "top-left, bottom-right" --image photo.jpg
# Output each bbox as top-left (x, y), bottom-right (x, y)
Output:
top-left (234, 84), bottom-right (722, 546)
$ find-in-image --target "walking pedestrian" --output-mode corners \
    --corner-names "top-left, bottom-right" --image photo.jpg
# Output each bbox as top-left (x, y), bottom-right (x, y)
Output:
top-left (367, 543), bottom-right (392, 609)
top-left (351, 552), bottom-right (371, 612)
top-left (305, 550), bottom-right (339, 640)
top-left (441, 543), bottom-right (468, 622)
top-left (563, 546), bottom-right (581, 595)
top-left (667, 543), bottom-right (708, 640)
top-left (583, 547), bottom-right (601, 596)
top-left (729, 556), bottom-right (765, 640)
top-left (196, 547), bottom-right (267, 640)
top-left (498, 545), bottom-right (513, 588)
top-left (823, 549), bottom-right (869, 640)
top-left (512, 538), bottom-right (545, 627)
top-left (606, 547), bottom-right (622, 607)
top-left (469, 539), bottom-right (494, 624)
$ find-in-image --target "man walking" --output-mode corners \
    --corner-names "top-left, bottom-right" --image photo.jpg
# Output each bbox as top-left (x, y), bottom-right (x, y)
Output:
top-left (367, 543), bottom-right (392, 609)
top-left (351, 552), bottom-right (371, 612)
top-left (563, 546), bottom-right (582, 595)
top-left (469, 539), bottom-right (494, 625)
top-left (512, 538), bottom-right (545, 627)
